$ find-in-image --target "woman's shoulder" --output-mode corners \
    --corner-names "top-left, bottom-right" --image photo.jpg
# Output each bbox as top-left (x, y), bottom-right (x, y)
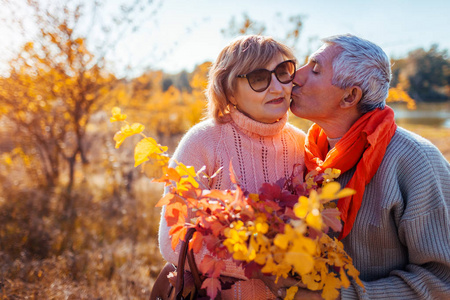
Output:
top-left (181, 118), bottom-right (222, 140)
top-left (284, 122), bottom-right (307, 143)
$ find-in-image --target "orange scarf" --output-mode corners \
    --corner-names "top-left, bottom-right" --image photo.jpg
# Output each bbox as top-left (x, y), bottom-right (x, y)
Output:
top-left (305, 106), bottom-right (397, 240)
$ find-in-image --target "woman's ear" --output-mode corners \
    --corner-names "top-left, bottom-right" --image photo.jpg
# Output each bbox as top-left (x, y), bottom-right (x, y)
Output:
top-left (340, 86), bottom-right (362, 108)
top-left (228, 93), bottom-right (237, 106)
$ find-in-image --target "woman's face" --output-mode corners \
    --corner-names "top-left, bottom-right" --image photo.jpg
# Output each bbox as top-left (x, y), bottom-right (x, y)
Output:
top-left (229, 53), bottom-right (293, 124)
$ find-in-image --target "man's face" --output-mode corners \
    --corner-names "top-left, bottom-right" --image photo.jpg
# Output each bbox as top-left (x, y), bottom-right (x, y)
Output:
top-left (290, 44), bottom-right (347, 123)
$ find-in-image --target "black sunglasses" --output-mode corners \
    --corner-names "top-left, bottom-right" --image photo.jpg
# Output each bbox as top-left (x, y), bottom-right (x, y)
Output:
top-left (236, 60), bottom-right (296, 92)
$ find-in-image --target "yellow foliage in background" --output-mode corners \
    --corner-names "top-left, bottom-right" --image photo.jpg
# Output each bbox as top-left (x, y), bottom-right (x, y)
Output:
top-left (387, 85), bottom-right (417, 110)
top-left (107, 63), bottom-right (210, 143)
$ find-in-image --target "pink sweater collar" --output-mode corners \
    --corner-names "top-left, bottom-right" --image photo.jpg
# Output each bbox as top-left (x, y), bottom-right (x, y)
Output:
top-left (229, 107), bottom-right (288, 137)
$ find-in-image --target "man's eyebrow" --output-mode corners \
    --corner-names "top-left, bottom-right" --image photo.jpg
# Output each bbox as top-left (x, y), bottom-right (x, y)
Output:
top-left (310, 56), bottom-right (321, 66)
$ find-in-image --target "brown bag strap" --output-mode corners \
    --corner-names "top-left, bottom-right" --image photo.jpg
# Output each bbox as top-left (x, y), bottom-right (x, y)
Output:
top-left (187, 247), bottom-right (203, 291)
top-left (175, 228), bottom-right (201, 300)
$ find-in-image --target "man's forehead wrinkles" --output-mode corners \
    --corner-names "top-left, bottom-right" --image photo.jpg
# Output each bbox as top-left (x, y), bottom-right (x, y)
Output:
top-left (310, 53), bottom-right (322, 66)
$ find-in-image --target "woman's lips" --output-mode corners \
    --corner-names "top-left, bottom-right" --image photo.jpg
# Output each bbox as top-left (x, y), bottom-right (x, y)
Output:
top-left (267, 97), bottom-right (285, 104)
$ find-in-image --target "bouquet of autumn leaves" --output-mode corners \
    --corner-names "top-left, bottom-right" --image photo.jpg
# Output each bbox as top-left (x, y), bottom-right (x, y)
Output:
top-left (111, 107), bottom-right (364, 300)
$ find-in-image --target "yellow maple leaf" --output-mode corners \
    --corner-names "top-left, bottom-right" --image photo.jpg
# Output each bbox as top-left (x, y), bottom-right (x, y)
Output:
top-left (274, 224), bottom-right (295, 250)
top-left (134, 137), bottom-right (168, 167)
top-left (345, 264), bottom-right (364, 288)
top-left (173, 162), bottom-right (199, 191)
top-left (322, 168), bottom-right (341, 183)
top-left (261, 255), bottom-right (278, 275)
top-left (284, 286), bottom-right (298, 300)
top-left (293, 196), bottom-right (310, 219)
top-left (285, 249), bottom-right (314, 276)
top-left (320, 182), bottom-right (356, 201)
top-left (293, 191), bottom-right (322, 230)
top-left (306, 209), bottom-right (323, 230)
top-left (113, 123), bottom-right (145, 148)
top-left (110, 106), bottom-right (127, 122)
top-left (321, 273), bottom-right (341, 300)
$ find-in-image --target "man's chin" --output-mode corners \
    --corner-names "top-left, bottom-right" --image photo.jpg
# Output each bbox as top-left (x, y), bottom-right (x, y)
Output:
top-left (289, 100), bottom-right (301, 117)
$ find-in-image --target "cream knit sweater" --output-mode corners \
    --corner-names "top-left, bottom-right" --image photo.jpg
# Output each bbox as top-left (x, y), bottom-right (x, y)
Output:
top-left (338, 127), bottom-right (450, 299)
top-left (158, 108), bottom-right (306, 299)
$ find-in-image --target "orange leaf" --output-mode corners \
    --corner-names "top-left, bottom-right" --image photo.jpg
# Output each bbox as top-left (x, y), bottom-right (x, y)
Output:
top-left (165, 201), bottom-right (186, 227)
top-left (228, 161), bottom-right (239, 185)
top-left (170, 226), bottom-right (187, 251)
top-left (189, 231), bottom-right (204, 253)
top-left (204, 189), bottom-right (235, 202)
top-left (210, 222), bottom-right (226, 236)
top-left (166, 167), bottom-right (181, 182)
top-left (155, 193), bottom-right (175, 207)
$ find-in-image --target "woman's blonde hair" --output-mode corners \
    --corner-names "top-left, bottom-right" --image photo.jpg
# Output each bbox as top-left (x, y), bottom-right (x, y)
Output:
top-left (206, 35), bottom-right (296, 123)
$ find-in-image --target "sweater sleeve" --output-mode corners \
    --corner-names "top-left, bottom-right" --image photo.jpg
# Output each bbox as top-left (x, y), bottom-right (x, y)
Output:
top-left (158, 121), bottom-right (250, 281)
top-left (158, 121), bottom-right (218, 266)
top-left (342, 134), bottom-right (450, 299)
top-left (169, 120), bottom-right (219, 185)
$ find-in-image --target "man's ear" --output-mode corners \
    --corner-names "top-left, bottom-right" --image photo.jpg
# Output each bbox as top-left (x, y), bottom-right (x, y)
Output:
top-left (340, 86), bottom-right (362, 108)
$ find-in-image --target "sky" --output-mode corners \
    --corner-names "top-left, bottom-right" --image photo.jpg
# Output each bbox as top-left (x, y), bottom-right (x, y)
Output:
top-left (0, 0), bottom-right (449, 76)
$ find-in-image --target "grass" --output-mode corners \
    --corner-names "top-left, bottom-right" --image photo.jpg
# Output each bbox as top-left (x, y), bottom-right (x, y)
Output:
top-left (0, 118), bottom-right (449, 299)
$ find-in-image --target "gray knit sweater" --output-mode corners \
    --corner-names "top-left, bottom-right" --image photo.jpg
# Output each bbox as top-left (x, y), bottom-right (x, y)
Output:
top-left (338, 127), bottom-right (450, 299)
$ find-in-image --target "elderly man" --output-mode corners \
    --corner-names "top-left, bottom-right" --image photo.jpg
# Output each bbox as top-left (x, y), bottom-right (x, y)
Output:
top-left (266, 34), bottom-right (450, 299)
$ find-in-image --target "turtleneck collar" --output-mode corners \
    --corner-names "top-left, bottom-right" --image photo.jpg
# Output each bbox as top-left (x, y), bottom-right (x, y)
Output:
top-left (229, 106), bottom-right (288, 137)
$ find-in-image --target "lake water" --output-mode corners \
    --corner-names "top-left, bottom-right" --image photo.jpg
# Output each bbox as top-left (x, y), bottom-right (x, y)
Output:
top-left (391, 102), bottom-right (450, 129)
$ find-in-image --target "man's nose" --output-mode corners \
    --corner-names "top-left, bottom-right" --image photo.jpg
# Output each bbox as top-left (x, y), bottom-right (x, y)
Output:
top-left (293, 66), bottom-right (306, 86)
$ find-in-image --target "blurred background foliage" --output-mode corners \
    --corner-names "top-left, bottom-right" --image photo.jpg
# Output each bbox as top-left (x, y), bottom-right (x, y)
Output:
top-left (0, 0), bottom-right (449, 298)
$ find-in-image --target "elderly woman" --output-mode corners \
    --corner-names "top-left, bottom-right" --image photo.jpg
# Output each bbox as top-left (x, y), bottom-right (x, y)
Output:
top-left (158, 35), bottom-right (306, 299)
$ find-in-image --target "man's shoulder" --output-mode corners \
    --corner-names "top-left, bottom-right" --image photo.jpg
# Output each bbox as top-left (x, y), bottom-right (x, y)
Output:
top-left (389, 126), bottom-right (440, 153)
top-left (384, 126), bottom-right (449, 169)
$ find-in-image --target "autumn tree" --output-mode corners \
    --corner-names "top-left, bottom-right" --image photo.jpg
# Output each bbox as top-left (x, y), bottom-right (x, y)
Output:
top-left (109, 62), bottom-right (209, 149)
top-left (0, 0), bottom-right (161, 194)
top-left (391, 45), bottom-right (450, 102)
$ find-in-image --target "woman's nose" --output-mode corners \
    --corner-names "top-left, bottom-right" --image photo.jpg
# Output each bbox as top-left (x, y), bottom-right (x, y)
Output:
top-left (269, 73), bottom-right (283, 92)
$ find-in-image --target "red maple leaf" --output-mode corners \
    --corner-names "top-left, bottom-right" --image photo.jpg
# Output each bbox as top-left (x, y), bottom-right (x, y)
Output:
top-left (279, 191), bottom-right (299, 208)
top-left (198, 255), bottom-right (226, 278)
top-left (322, 208), bottom-right (343, 233)
top-left (259, 182), bottom-right (281, 201)
top-left (203, 234), bottom-right (221, 253)
top-left (283, 206), bottom-right (297, 220)
top-left (201, 277), bottom-right (221, 299)
top-left (214, 245), bottom-right (231, 259)
top-left (243, 261), bottom-right (263, 279)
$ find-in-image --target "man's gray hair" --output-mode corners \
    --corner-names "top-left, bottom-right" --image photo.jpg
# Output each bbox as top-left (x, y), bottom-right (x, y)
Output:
top-left (323, 34), bottom-right (391, 114)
